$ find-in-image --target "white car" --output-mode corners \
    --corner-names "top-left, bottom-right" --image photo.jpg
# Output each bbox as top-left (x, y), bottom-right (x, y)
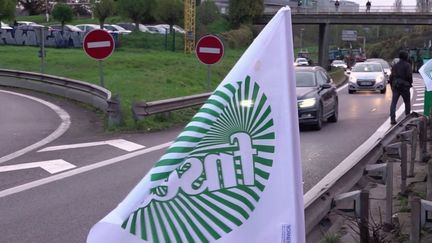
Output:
top-left (153, 24), bottom-right (185, 34)
top-left (331, 60), bottom-right (348, 70)
top-left (103, 24), bottom-right (132, 35)
top-left (75, 24), bottom-right (101, 32)
top-left (145, 25), bottom-right (167, 34)
top-left (347, 62), bottom-right (387, 94)
top-left (1, 21), bottom-right (12, 30)
top-left (295, 57), bottom-right (309, 66)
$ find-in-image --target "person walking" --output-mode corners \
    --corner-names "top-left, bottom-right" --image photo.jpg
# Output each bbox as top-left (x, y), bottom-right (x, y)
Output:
top-left (389, 50), bottom-right (413, 125)
top-left (366, 0), bottom-right (371, 12)
top-left (335, 0), bottom-right (340, 11)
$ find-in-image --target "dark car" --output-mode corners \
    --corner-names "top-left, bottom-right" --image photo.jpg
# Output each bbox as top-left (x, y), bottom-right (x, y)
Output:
top-left (296, 66), bottom-right (339, 130)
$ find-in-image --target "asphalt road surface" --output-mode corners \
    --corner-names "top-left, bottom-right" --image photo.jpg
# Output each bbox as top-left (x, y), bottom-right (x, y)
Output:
top-left (0, 76), bottom-right (425, 242)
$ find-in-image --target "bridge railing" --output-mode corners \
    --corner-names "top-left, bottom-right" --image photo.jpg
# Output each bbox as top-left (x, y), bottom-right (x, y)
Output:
top-left (294, 5), bottom-right (431, 14)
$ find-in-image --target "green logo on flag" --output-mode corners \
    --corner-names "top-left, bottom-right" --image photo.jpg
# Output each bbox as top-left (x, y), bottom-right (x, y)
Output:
top-left (121, 76), bottom-right (275, 242)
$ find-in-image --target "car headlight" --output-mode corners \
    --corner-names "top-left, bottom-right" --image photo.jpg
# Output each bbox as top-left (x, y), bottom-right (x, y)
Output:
top-left (349, 75), bottom-right (357, 82)
top-left (376, 75), bottom-right (384, 83)
top-left (298, 98), bottom-right (316, 108)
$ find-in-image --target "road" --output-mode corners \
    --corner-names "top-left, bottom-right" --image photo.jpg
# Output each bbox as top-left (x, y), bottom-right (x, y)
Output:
top-left (0, 76), bottom-right (426, 242)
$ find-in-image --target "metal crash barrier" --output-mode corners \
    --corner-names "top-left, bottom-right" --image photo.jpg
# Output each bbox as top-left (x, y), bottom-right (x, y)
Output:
top-left (0, 69), bottom-right (121, 126)
top-left (132, 92), bottom-right (211, 120)
top-left (304, 112), bottom-right (431, 242)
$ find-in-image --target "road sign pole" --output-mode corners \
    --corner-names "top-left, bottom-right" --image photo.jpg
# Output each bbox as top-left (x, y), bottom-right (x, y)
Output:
top-left (207, 64), bottom-right (211, 91)
top-left (99, 60), bottom-right (105, 87)
top-left (40, 27), bottom-right (45, 74)
top-left (195, 35), bottom-right (224, 91)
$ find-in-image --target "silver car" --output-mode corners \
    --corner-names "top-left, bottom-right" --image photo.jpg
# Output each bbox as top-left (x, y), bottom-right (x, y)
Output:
top-left (347, 62), bottom-right (387, 94)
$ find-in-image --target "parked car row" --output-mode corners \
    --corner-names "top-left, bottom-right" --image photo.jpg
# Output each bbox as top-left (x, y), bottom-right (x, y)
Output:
top-left (1, 21), bottom-right (185, 35)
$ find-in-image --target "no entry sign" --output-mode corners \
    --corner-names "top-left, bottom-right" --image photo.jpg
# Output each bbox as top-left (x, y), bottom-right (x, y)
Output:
top-left (196, 35), bottom-right (224, 65)
top-left (83, 29), bottom-right (115, 60)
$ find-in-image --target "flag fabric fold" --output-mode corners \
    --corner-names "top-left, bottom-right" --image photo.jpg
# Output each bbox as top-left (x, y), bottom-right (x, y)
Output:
top-left (87, 6), bottom-right (305, 243)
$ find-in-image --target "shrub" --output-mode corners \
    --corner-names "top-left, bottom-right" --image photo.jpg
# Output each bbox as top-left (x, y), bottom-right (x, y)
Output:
top-left (220, 25), bottom-right (253, 49)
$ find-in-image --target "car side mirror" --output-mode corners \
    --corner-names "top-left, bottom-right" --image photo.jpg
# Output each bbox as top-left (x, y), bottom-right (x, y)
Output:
top-left (321, 83), bottom-right (332, 89)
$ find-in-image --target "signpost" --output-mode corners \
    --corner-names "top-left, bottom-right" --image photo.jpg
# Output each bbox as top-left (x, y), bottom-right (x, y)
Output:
top-left (83, 29), bottom-right (115, 87)
top-left (196, 35), bottom-right (224, 90)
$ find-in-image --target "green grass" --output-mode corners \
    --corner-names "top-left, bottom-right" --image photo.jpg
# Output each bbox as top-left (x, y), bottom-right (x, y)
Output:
top-left (0, 44), bottom-right (244, 130)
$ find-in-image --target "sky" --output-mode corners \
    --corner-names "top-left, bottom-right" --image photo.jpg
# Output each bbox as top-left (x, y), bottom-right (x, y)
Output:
top-left (350, 0), bottom-right (417, 6)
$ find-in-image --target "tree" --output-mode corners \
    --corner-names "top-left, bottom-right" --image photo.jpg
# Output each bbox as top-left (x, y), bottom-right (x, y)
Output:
top-left (228, 0), bottom-right (263, 28)
top-left (0, 0), bottom-right (15, 27)
top-left (18, 0), bottom-right (45, 15)
top-left (93, 0), bottom-right (115, 29)
top-left (155, 0), bottom-right (183, 32)
top-left (117, 0), bottom-right (155, 31)
top-left (197, 0), bottom-right (220, 26)
top-left (52, 3), bottom-right (73, 30)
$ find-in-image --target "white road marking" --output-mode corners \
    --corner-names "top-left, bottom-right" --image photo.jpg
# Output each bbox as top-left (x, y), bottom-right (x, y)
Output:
top-left (413, 109), bottom-right (424, 113)
top-left (87, 41), bottom-right (110, 48)
top-left (38, 139), bottom-right (145, 152)
top-left (417, 94), bottom-right (425, 97)
top-left (0, 159), bottom-right (75, 174)
top-left (0, 142), bottom-right (172, 198)
top-left (199, 47), bottom-right (220, 54)
top-left (413, 103), bottom-right (423, 107)
top-left (0, 90), bottom-right (71, 164)
top-left (417, 97), bottom-right (425, 101)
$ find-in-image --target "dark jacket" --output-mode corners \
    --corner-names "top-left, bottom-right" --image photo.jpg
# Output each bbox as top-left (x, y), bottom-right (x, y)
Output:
top-left (389, 59), bottom-right (413, 87)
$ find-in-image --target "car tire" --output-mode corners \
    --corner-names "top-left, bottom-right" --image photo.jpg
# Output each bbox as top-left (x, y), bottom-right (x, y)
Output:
top-left (380, 88), bottom-right (386, 94)
top-left (348, 89), bottom-right (355, 94)
top-left (328, 100), bottom-right (338, 123)
top-left (312, 104), bottom-right (323, 130)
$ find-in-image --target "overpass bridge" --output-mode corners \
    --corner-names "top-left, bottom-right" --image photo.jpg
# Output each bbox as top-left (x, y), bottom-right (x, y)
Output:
top-left (256, 5), bottom-right (432, 67)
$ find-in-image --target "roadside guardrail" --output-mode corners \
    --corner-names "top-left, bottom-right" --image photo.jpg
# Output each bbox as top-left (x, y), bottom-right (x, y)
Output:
top-left (0, 69), bottom-right (121, 126)
top-left (304, 112), bottom-right (430, 241)
top-left (132, 92), bottom-right (211, 120)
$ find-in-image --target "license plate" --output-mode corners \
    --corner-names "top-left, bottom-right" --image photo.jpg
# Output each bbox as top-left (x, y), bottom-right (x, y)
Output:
top-left (360, 81), bottom-right (372, 86)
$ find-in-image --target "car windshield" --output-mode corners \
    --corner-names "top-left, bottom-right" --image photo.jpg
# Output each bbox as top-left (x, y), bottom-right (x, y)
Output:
top-left (352, 63), bottom-right (382, 72)
top-left (296, 72), bottom-right (316, 87)
top-left (367, 59), bottom-right (390, 69)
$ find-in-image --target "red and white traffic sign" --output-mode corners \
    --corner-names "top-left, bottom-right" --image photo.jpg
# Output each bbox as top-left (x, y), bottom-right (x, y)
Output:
top-left (196, 35), bottom-right (224, 65)
top-left (83, 29), bottom-right (115, 60)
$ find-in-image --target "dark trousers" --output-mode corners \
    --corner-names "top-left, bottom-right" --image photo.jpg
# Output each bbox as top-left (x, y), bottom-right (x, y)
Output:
top-left (390, 86), bottom-right (411, 122)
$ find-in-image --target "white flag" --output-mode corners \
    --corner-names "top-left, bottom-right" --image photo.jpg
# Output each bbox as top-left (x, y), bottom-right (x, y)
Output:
top-left (419, 59), bottom-right (432, 91)
top-left (87, 6), bottom-right (305, 243)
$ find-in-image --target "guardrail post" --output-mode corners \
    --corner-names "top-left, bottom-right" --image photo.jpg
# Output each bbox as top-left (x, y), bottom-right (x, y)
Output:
top-left (332, 190), bottom-right (370, 242)
top-left (398, 128), bottom-right (416, 177)
top-left (401, 142), bottom-right (408, 194)
top-left (384, 142), bottom-right (408, 194)
top-left (364, 163), bottom-right (393, 227)
top-left (359, 190), bottom-right (370, 243)
top-left (411, 196), bottom-right (421, 243)
top-left (386, 163), bottom-right (393, 228)
top-left (409, 117), bottom-right (430, 162)
top-left (107, 95), bottom-right (122, 127)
